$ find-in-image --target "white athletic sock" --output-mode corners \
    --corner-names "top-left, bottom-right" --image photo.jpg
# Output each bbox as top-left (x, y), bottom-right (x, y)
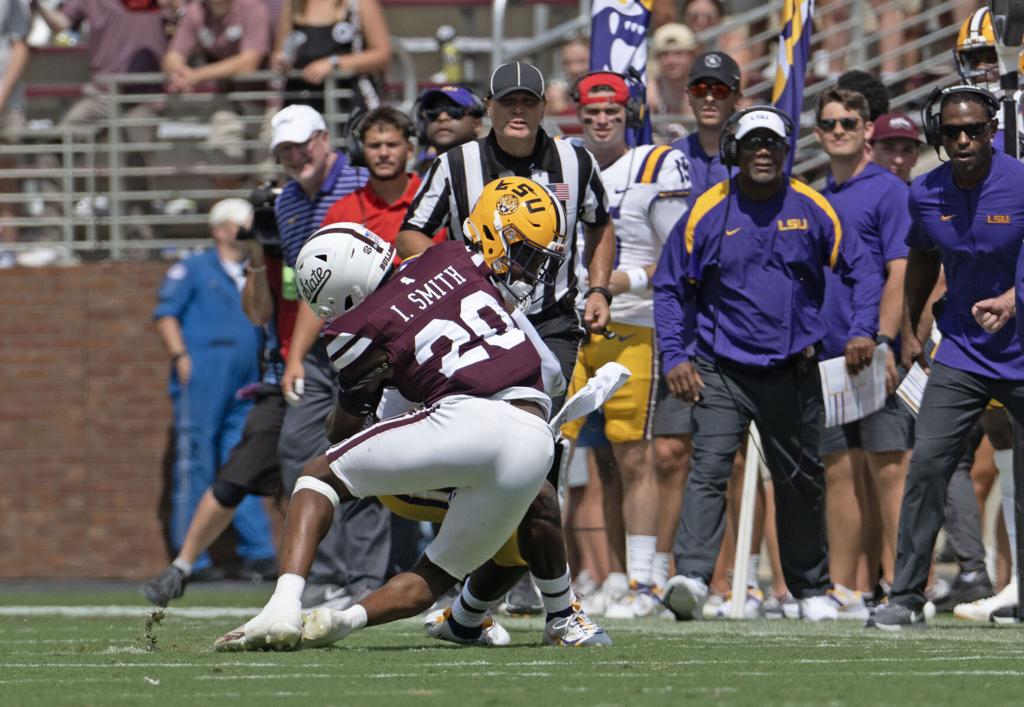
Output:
top-left (532, 567), bottom-right (575, 617)
top-left (337, 604), bottom-right (368, 632)
top-left (747, 554), bottom-right (761, 589)
top-left (626, 534), bottom-right (657, 587)
top-left (172, 558), bottom-right (193, 577)
top-left (450, 579), bottom-right (490, 629)
top-left (652, 552), bottom-right (672, 589)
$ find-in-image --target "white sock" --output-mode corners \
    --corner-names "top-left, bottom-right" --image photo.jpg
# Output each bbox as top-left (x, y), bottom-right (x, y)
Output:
top-left (747, 554), bottom-right (761, 589)
top-left (533, 567), bottom-right (575, 617)
top-left (626, 534), bottom-right (657, 586)
top-left (450, 579), bottom-right (490, 629)
top-left (652, 552), bottom-right (672, 589)
top-left (337, 604), bottom-right (368, 632)
top-left (172, 558), bottom-right (193, 577)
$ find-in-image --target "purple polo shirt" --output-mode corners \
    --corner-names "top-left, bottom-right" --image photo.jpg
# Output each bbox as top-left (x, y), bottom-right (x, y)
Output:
top-left (819, 162), bottom-right (911, 358)
top-left (909, 151), bottom-right (1024, 379)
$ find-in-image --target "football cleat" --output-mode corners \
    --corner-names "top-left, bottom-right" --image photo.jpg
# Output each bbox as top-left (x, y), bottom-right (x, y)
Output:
top-left (865, 602), bottom-right (926, 631)
top-left (800, 594), bottom-right (838, 621)
top-left (544, 603), bottom-right (612, 647)
top-left (714, 586), bottom-right (765, 619)
top-left (142, 565), bottom-right (188, 607)
top-left (604, 582), bottom-right (663, 619)
top-left (662, 575), bottom-right (709, 621)
top-left (826, 585), bottom-right (870, 621)
top-left (423, 608), bottom-right (511, 647)
top-left (763, 591), bottom-right (801, 619)
top-left (580, 573), bottom-right (629, 617)
top-left (954, 580), bottom-right (1017, 622)
top-left (301, 607), bottom-right (359, 648)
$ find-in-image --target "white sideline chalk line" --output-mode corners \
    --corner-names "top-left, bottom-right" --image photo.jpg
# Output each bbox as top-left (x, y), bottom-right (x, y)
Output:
top-left (0, 606), bottom-right (261, 618)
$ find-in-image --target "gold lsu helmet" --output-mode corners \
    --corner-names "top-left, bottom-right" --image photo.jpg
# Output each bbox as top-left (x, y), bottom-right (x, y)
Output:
top-left (953, 7), bottom-right (1024, 88)
top-left (463, 176), bottom-right (567, 306)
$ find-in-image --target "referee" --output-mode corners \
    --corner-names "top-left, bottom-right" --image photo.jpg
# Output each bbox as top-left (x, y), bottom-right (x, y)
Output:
top-left (397, 60), bottom-right (616, 386)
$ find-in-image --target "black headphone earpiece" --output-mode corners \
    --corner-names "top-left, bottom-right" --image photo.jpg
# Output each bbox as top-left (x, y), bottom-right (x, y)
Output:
top-left (718, 105), bottom-right (795, 168)
top-left (345, 107), bottom-right (369, 168)
top-left (413, 89), bottom-right (485, 144)
top-left (570, 71), bottom-right (645, 130)
top-left (921, 84), bottom-right (1000, 150)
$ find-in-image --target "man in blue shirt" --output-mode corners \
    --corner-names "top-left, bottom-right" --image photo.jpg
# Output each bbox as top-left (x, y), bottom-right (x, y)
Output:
top-left (870, 85), bottom-right (1024, 630)
top-left (153, 198), bottom-right (276, 579)
top-left (654, 106), bottom-right (882, 622)
top-left (814, 88), bottom-right (915, 618)
top-left (270, 104), bottom-right (391, 609)
top-left (670, 51), bottom-right (740, 204)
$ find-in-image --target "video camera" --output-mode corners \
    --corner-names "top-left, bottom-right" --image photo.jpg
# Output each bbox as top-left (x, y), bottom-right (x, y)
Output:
top-left (237, 180), bottom-right (282, 253)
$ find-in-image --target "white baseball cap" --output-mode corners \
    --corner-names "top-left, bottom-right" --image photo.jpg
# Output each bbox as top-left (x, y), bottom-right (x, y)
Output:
top-left (209, 198), bottom-right (253, 227)
top-left (270, 104), bottom-right (327, 153)
top-left (734, 109), bottom-right (789, 140)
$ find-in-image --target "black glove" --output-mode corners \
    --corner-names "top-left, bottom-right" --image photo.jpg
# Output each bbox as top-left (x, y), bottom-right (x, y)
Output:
top-left (336, 361), bottom-right (390, 417)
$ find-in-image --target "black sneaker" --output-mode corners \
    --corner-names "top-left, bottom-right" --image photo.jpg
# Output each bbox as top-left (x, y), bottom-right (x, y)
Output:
top-left (503, 575), bottom-right (543, 616)
top-left (865, 602), bottom-right (926, 631)
top-left (142, 565), bottom-right (188, 607)
top-left (990, 605), bottom-right (1021, 625)
top-left (933, 571), bottom-right (994, 612)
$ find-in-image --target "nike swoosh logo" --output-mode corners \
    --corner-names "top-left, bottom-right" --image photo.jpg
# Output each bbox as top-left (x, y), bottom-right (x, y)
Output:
top-left (617, 334), bottom-right (635, 342)
top-left (725, 227), bottom-right (742, 236)
top-left (940, 214), bottom-right (955, 222)
top-left (323, 587), bottom-right (349, 601)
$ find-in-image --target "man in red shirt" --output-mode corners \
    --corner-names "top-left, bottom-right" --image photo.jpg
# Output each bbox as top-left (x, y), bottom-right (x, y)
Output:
top-left (322, 107), bottom-right (445, 250)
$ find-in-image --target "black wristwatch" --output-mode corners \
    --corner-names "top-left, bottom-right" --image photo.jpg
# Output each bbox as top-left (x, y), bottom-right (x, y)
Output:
top-left (875, 334), bottom-right (895, 347)
top-left (585, 286), bottom-right (613, 306)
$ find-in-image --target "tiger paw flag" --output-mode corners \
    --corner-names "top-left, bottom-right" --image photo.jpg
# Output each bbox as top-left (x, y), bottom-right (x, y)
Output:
top-left (590, 0), bottom-right (653, 145)
top-left (771, 0), bottom-right (815, 171)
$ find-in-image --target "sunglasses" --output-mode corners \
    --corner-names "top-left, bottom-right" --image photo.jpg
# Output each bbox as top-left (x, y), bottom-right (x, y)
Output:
top-left (688, 82), bottom-right (733, 100)
top-left (739, 135), bottom-right (786, 151)
top-left (938, 122), bottom-right (990, 140)
top-left (817, 117), bottom-right (861, 132)
top-left (424, 106), bottom-right (470, 122)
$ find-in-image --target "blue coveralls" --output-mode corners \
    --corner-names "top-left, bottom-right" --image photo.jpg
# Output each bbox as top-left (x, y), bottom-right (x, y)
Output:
top-left (154, 249), bottom-right (276, 570)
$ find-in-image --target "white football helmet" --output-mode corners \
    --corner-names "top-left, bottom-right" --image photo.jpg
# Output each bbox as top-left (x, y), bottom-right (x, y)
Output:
top-left (294, 222), bottom-right (396, 319)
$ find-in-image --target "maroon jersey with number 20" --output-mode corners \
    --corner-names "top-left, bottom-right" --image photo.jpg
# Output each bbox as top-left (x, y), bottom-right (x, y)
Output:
top-left (322, 241), bottom-right (546, 409)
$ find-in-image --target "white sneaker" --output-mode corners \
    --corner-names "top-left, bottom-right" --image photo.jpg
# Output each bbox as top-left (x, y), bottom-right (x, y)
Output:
top-left (423, 608), bottom-right (511, 646)
top-left (604, 583), bottom-right (661, 619)
top-left (800, 594), bottom-right (838, 621)
top-left (214, 597), bottom-right (302, 652)
top-left (715, 586), bottom-right (764, 619)
top-left (543, 602), bottom-right (612, 646)
top-left (701, 593), bottom-right (725, 619)
top-left (301, 607), bottom-right (359, 648)
top-left (662, 575), bottom-right (709, 621)
top-left (954, 580), bottom-right (1017, 622)
top-left (763, 591), bottom-right (800, 619)
top-left (581, 574), bottom-right (629, 617)
top-left (826, 585), bottom-right (870, 621)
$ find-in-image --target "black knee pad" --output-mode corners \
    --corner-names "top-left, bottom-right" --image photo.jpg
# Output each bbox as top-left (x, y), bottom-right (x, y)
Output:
top-left (212, 478), bottom-right (247, 508)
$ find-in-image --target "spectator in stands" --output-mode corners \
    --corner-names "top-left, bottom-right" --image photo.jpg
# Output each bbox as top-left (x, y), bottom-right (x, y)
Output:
top-left (545, 36), bottom-right (591, 135)
top-left (31, 0), bottom-right (168, 235)
top-left (647, 23), bottom-right (698, 137)
top-left (681, 0), bottom-right (754, 87)
top-left (270, 103), bottom-right (391, 609)
top-left (271, 0), bottom-right (391, 114)
top-left (162, 0), bottom-right (271, 165)
top-left (817, 0), bottom-right (904, 83)
top-left (321, 106), bottom-right (443, 252)
top-left (153, 198), bottom-right (278, 582)
top-left (0, 0), bottom-right (29, 137)
top-left (412, 84), bottom-right (484, 174)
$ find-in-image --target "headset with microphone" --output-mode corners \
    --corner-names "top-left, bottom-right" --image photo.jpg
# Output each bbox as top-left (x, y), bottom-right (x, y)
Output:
top-left (344, 107), bottom-right (415, 169)
top-left (718, 105), bottom-right (795, 168)
top-left (920, 83), bottom-right (1000, 155)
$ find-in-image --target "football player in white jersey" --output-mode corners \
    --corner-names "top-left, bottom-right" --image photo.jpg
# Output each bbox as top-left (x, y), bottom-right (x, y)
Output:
top-left (562, 71), bottom-right (692, 617)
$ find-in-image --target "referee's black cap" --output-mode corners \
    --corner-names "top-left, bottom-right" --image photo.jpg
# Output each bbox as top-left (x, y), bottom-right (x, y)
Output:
top-left (488, 61), bottom-right (545, 101)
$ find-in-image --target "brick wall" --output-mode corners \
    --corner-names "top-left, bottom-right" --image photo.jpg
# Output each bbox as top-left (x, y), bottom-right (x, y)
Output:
top-left (0, 262), bottom-right (248, 579)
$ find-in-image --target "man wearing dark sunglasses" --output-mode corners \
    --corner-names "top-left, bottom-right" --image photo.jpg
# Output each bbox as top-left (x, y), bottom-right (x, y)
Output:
top-left (868, 86), bottom-right (1024, 630)
top-left (671, 51), bottom-right (742, 203)
top-left (814, 88), bottom-right (914, 620)
top-left (654, 107), bottom-right (882, 622)
top-left (416, 85), bottom-right (484, 158)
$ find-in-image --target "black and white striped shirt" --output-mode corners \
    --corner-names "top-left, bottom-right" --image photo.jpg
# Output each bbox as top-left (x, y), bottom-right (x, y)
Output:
top-left (400, 129), bottom-right (610, 315)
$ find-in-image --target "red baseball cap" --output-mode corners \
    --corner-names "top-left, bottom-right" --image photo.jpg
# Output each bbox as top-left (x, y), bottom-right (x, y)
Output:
top-left (575, 72), bottom-right (631, 106)
top-left (870, 112), bottom-right (923, 144)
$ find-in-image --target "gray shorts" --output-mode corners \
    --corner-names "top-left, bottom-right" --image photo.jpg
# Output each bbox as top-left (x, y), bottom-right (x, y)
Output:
top-left (820, 393), bottom-right (915, 455)
top-left (652, 378), bottom-right (693, 437)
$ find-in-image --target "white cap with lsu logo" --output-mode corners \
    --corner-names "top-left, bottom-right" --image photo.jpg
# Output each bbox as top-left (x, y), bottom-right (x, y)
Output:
top-left (734, 109), bottom-right (788, 140)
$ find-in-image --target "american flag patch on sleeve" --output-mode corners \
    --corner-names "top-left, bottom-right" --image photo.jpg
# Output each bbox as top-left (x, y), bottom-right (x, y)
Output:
top-left (550, 183), bottom-right (570, 201)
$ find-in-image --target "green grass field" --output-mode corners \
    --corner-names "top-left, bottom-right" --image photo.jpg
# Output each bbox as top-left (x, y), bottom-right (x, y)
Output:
top-left (2, 583), bottom-right (1024, 706)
